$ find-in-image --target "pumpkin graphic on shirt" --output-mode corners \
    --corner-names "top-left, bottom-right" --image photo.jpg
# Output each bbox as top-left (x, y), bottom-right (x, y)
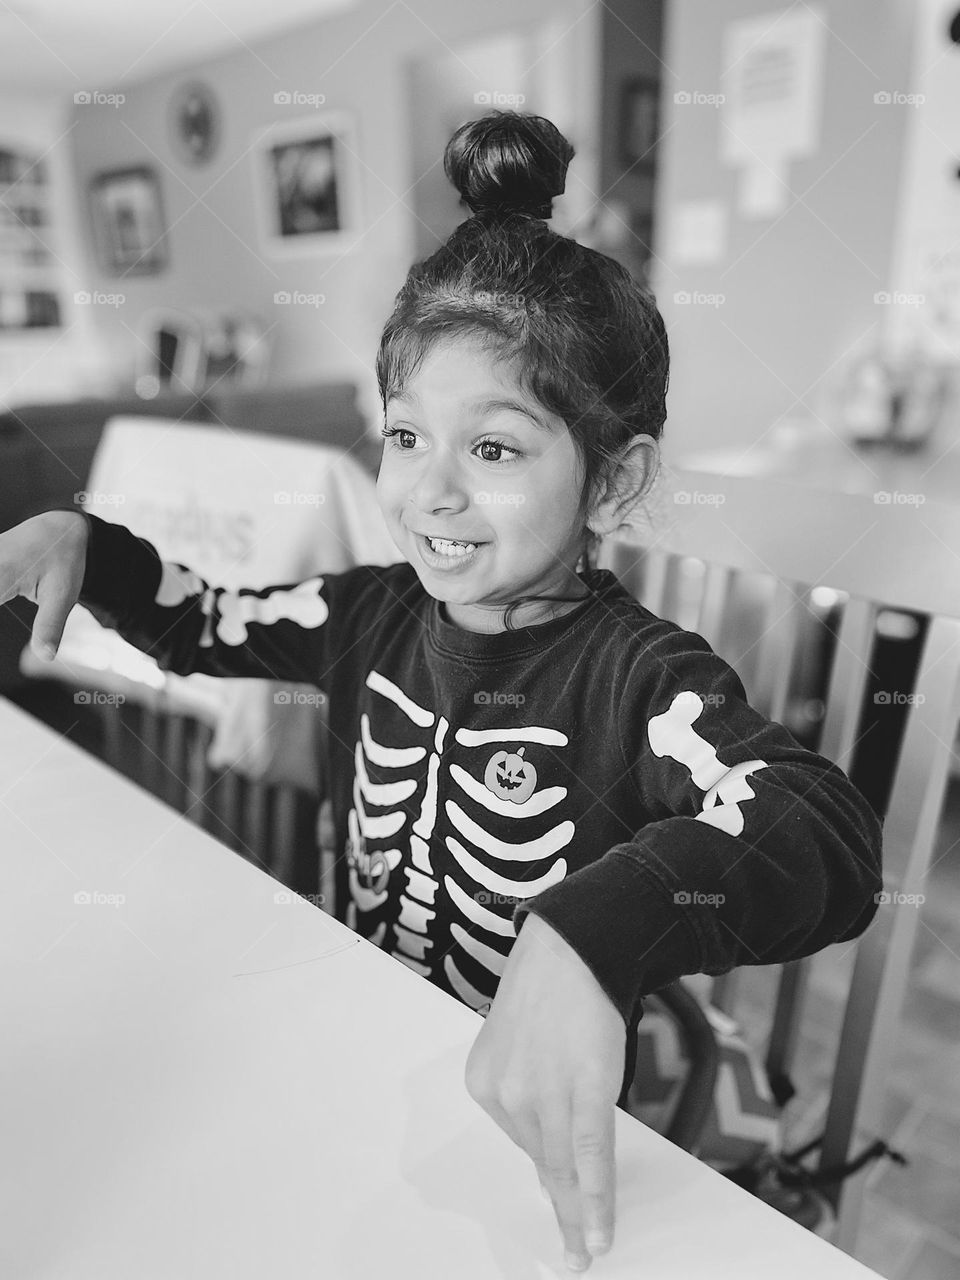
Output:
top-left (484, 746), bottom-right (537, 803)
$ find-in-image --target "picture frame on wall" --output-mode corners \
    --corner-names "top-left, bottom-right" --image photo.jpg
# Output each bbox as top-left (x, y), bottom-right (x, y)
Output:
top-left (89, 166), bottom-right (167, 276)
top-left (252, 111), bottom-right (360, 254)
top-left (619, 76), bottom-right (661, 170)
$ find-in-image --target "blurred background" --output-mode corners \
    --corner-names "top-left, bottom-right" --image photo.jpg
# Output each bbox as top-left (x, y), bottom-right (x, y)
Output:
top-left (2, 4), bottom-right (960, 1278)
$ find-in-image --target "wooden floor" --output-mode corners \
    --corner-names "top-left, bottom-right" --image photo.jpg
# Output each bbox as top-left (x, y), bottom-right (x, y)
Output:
top-left (733, 778), bottom-right (960, 1278)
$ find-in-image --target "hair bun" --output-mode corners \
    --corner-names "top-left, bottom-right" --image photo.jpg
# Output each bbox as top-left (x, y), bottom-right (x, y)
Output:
top-left (443, 110), bottom-right (574, 222)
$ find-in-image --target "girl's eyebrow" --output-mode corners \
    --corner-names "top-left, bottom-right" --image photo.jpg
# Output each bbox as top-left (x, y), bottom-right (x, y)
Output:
top-left (387, 390), bottom-right (554, 433)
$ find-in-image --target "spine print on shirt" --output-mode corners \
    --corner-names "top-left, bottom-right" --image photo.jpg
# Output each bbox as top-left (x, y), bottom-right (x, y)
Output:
top-left (343, 669), bottom-right (571, 1014)
top-left (648, 690), bottom-right (767, 835)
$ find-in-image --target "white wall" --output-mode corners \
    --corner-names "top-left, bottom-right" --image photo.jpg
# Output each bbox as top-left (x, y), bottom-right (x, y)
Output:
top-left (651, 0), bottom-right (920, 463)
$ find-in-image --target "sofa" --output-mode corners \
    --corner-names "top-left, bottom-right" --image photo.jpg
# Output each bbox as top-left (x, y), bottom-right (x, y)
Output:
top-left (0, 380), bottom-right (383, 690)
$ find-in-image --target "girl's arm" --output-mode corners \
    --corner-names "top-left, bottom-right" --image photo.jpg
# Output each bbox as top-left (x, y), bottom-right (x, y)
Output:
top-left (60, 509), bottom-right (341, 688)
top-left (512, 625), bottom-right (884, 1026)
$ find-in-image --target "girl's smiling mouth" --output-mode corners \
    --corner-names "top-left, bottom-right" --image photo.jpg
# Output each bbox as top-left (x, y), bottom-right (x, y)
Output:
top-left (415, 532), bottom-right (488, 569)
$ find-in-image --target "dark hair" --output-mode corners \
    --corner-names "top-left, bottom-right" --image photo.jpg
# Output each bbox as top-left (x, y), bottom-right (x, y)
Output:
top-left (375, 110), bottom-right (669, 629)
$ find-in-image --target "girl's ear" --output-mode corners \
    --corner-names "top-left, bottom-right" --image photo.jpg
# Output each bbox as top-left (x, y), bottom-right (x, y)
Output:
top-left (586, 434), bottom-right (660, 537)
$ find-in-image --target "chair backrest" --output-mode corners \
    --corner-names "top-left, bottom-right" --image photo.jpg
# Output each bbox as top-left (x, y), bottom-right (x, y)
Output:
top-left (596, 466), bottom-right (960, 1253)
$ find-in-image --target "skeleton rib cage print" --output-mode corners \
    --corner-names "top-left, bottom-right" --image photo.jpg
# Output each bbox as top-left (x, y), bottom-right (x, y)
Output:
top-left (345, 669), bottom-right (581, 1015)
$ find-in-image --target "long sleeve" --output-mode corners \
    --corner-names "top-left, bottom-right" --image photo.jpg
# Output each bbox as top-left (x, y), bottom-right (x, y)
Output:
top-left (513, 624), bottom-right (884, 1027)
top-left (74, 511), bottom-right (339, 687)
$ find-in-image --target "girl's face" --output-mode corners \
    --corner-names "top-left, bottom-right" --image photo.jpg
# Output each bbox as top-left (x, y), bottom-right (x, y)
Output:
top-left (377, 336), bottom-right (592, 633)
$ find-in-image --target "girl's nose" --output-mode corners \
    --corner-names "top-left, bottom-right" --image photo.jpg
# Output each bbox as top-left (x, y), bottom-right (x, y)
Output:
top-left (408, 453), bottom-right (471, 514)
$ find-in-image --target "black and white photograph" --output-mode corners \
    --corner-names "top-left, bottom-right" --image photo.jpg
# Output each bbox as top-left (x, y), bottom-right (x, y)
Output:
top-left (0, 4), bottom-right (959, 1279)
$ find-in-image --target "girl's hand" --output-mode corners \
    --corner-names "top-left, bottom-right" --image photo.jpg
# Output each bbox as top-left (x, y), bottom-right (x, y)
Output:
top-left (464, 912), bottom-right (626, 1272)
top-left (0, 511), bottom-right (89, 661)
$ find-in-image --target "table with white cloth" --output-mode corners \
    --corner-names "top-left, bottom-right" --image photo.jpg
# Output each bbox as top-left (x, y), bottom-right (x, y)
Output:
top-left (0, 697), bottom-right (886, 1280)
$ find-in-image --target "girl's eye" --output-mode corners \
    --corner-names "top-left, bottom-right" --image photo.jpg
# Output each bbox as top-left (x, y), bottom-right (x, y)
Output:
top-left (379, 426), bottom-right (522, 463)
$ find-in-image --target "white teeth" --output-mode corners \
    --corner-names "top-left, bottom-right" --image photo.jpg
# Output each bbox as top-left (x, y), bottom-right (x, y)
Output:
top-left (427, 536), bottom-right (478, 557)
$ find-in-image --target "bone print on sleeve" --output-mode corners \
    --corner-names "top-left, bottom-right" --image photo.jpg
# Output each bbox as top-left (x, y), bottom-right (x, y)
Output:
top-left (76, 511), bottom-right (335, 685)
top-left (513, 623), bottom-right (883, 1027)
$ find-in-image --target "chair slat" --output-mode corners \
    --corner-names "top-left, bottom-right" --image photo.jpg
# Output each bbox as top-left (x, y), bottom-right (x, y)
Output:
top-left (753, 579), bottom-right (801, 723)
top-left (820, 613), bottom-right (960, 1250)
top-left (694, 561), bottom-right (730, 645)
top-left (818, 597), bottom-right (875, 772)
top-left (642, 549), bottom-right (670, 616)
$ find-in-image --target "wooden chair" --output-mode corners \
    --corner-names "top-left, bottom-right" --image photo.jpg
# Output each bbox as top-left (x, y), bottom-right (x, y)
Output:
top-left (596, 466), bottom-right (960, 1255)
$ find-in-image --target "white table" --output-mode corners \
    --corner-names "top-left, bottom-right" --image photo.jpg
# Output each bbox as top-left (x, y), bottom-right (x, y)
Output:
top-left (0, 699), bottom-right (884, 1279)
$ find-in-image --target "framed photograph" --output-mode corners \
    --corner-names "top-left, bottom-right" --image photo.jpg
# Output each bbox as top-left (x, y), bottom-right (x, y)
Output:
top-left (252, 112), bottom-right (360, 254)
top-left (619, 76), bottom-right (661, 170)
top-left (89, 166), bottom-right (167, 276)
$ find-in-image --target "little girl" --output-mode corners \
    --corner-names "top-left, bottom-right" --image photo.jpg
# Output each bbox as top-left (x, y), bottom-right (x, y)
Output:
top-left (2, 112), bottom-right (882, 1274)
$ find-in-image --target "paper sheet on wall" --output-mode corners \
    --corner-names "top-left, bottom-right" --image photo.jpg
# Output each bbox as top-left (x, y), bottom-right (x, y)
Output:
top-left (720, 5), bottom-right (826, 219)
top-left (670, 199), bottom-right (728, 264)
